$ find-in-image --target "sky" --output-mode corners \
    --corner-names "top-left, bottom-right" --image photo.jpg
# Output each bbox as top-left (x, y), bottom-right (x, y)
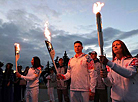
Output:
top-left (0, 0), bottom-right (138, 70)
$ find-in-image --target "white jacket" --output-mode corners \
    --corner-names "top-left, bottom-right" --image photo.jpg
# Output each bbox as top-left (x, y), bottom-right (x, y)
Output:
top-left (21, 67), bottom-right (41, 88)
top-left (64, 53), bottom-right (97, 93)
top-left (103, 57), bottom-right (138, 102)
top-left (46, 72), bottom-right (56, 88)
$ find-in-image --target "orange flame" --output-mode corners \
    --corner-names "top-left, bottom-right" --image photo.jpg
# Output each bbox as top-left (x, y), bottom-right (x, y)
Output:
top-left (14, 43), bottom-right (20, 54)
top-left (44, 21), bottom-right (51, 42)
top-left (93, 2), bottom-right (104, 14)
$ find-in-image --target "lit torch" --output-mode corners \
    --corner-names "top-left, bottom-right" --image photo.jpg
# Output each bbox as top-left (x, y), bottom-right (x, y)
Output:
top-left (44, 21), bottom-right (58, 74)
top-left (14, 43), bottom-right (20, 72)
top-left (93, 2), bottom-right (105, 69)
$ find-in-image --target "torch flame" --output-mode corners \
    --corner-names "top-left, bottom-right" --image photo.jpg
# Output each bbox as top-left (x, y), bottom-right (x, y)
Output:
top-left (14, 43), bottom-right (20, 54)
top-left (93, 2), bottom-right (104, 14)
top-left (44, 21), bottom-right (51, 42)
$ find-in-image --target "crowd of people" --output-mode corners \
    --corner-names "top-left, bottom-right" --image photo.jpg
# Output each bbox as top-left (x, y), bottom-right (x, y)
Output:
top-left (0, 40), bottom-right (138, 102)
top-left (0, 62), bottom-right (30, 102)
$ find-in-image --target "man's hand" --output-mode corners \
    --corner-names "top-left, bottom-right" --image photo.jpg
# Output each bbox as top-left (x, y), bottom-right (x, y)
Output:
top-left (16, 72), bottom-right (21, 78)
top-left (89, 92), bottom-right (95, 101)
top-left (57, 74), bottom-right (64, 80)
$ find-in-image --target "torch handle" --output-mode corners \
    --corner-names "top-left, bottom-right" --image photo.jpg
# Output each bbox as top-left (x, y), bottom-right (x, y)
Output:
top-left (15, 46), bottom-right (18, 72)
top-left (15, 56), bottom-right (18, 72)
top-left (45, 40), bottom-right (59, 74)
top-left (100, 47), bottom-right (106, 69)
top-left (52, 59), bottom-right (59, 74)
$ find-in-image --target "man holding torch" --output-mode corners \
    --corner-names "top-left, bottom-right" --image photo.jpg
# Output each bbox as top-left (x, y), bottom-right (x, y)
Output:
top-left (57, 41), bottom-right (97, 102)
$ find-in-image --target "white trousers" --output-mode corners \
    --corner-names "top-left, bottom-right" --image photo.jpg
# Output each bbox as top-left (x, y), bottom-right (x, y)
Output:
top-left (26, 87), bottom-right (39, 102)
top-left (48, 87), bottom-right (55, 102)
top-left (70, 91), bottom-right (89, 102)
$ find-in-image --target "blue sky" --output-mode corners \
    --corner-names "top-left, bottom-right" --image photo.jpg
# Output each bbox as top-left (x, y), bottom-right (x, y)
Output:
top-left (0, 0), bottom-right (138, 70)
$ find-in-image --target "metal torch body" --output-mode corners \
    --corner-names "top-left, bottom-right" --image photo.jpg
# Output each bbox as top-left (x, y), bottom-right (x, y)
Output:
top-left (96, 12), bottom-right (105, 69)
top-left (45, 40), bottom-right (59, 74)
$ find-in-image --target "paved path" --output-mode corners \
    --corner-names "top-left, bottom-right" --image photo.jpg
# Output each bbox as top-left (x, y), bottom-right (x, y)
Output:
top-left (39, 88), bottom-right (58, 102)
top-left (38, 88), bottom-right (94, 102)
top-left (38, 86), bottom-right (111, 102)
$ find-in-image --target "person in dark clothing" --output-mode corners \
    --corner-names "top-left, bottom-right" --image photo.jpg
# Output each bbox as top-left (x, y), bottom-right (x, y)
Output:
top-left (21, 66), bottom-right (29, 101)
top-left (14, 65), bottom-right (23, 102)
top-left (2, 63), bottom-right (14, 102)
top-left (57, 58), bottom-right (70, 102)
top-left (0, 61), bottom-right (4, 102)
top-left (89, 51), bottom-right (108, 102)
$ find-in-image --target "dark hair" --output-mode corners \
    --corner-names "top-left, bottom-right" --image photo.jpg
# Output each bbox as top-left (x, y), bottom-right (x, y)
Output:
top-left (17, 65), bottom-right (22, 69)
top-left (33, 56), bottom-right (42, 69)
top-left (0, 61), bottom-right (4, 67)
top-left (4, 63), bottom-right (13, 79)
top-left (74, 41), bottom-right (83, 46)
top-left (59, 58), bottom-right (63, 61)
top-left (112, 40), bottom-right (132, 61)
top-left (6, 63), bottom-right (13, 69)
top-left (26, 66), bottom-right (29, 68)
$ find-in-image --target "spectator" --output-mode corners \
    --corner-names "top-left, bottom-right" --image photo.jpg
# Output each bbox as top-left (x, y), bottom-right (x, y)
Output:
top-left (2, 63), bottom-right (14, 102)
top-left (46, 68), bottom-right (57, 102)
top-left (57, 58), bottom-right (70, 102)
top-left (14, 65), bottom-right (23, 102)
top-left (21, 66), bottom-right (29, 101)
top-left (89, 51), bottom-right (108, 102)
top-left (0, 61), bottom-right (4, 102)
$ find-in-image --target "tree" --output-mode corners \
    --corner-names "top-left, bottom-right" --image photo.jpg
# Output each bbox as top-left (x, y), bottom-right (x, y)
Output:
top-left (40, 61), bottom-right (50, 84)
top-left (63, 51), bottom-right (70, 66)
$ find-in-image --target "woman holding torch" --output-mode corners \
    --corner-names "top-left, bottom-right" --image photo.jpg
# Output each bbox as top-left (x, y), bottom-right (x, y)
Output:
top-left (100, 40), bottom-right (138, 102)
top-left (16, 56), bottom-right (42, 102)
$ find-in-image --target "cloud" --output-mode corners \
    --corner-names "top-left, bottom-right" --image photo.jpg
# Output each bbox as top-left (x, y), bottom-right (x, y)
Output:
top-left (0, 14), bottom-right (138, 70)
top-left (32, 4), bottom-right (61, 19)
top-left (131, 49), bottom-right (138, 56)
top-left (119, 29), bottom-right (138, 39)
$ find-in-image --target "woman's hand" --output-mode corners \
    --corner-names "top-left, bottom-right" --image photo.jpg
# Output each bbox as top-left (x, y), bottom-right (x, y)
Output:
top-left (16, 72), bottom-right (21, 78)
top-left (100, 69), bottom-right (108, 78)
top-left (99, 55), bottom-right (108, 65)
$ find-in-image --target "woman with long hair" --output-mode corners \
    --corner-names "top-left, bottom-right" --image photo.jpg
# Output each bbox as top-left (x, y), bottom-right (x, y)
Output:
top-left (16, 56), bottom-right (42, 102)
top-left (2, 63), bottom-right (14, 102)
top-left (100, 40), bottom-right (138, 102)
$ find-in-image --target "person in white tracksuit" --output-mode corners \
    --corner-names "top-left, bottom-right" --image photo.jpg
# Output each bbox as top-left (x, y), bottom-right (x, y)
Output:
top-left (46, 68), bottom-right (56, 102)
top-left (57, 41), bottom-right (97, 102)
top-left (100, 40), bottom-right (138, 102)
top-left (16, 56), bottom-right (42, 102)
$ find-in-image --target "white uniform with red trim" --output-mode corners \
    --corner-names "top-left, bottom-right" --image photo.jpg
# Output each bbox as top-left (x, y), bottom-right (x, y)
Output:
top-left (21, 67), bottom-right (41, 102)
top-left (103, 57), bottom-right (138, 102)
top-left (64, 53), bottom-right (97, 93)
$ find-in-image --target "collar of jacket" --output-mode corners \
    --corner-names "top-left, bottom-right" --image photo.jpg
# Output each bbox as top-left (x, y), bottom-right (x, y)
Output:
top-left (114, 56), bottom-right (128, 61)
top-left (74, 53), bottom-right (85, 58)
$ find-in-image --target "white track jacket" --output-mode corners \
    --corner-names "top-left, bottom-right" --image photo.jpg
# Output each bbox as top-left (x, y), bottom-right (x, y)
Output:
top-left (64, 53), bottom-right (97, 93)
top-left (103, 57), bottom-right (138, 102)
